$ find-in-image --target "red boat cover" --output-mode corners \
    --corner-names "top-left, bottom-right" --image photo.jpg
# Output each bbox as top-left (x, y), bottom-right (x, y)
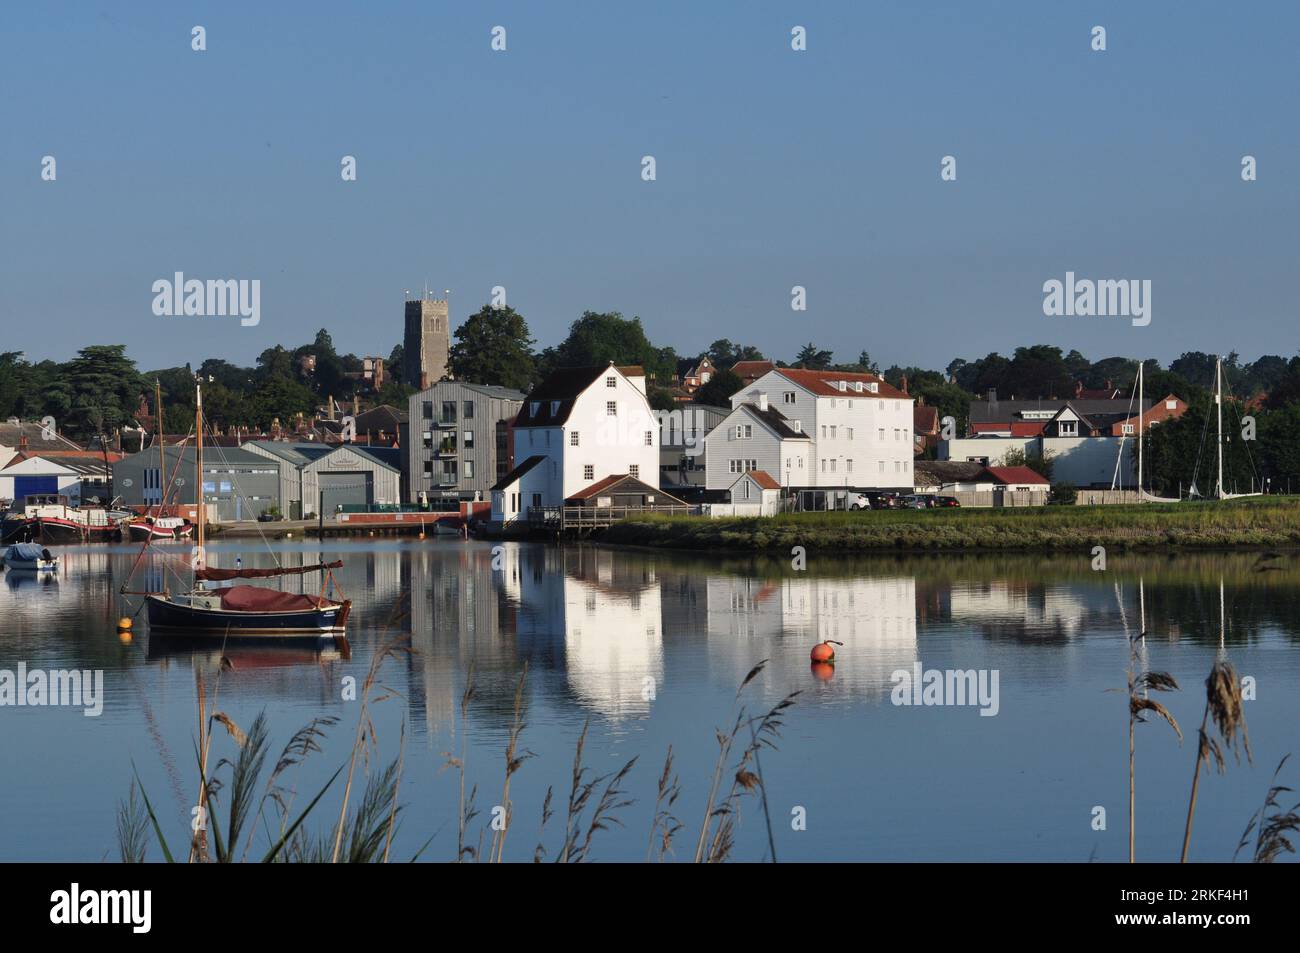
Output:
top-left (209, 585), bottom-right (334, 612)
top-left (196, 560), bottom-right (342, 582)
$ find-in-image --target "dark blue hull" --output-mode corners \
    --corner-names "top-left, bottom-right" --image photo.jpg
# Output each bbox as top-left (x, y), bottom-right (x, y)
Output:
top-left (146, 594), bottom-right (350, 637)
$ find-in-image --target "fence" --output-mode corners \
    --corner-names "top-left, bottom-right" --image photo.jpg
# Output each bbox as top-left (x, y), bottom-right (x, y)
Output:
top-left (527, 504), bottom-right (696, 529)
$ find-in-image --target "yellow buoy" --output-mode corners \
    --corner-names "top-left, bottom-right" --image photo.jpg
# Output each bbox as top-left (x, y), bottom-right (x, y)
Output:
top-left (117, 617), bottom-right (133, 630)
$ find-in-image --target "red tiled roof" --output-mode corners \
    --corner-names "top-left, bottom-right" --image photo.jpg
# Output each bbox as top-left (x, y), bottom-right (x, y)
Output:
top-left (745, 470), bottom-right (782, 490)
top-left (1009, 421), bottom-right (1046, 437)
top-left (913, 405), bottom-right (939, 435)
top-left (985, 466), bottom-right (1049, 486)
top-left (730, 360), bottom-right (775, 378)
top-left (775, 368), bottom-right (909, 399)
top-left (567, 473), bottom-right (627, 500)
top-left (566, 474), bottom-right (686, 504)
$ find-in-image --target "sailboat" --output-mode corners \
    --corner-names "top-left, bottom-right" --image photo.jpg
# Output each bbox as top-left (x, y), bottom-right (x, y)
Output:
top-left (133, 377), bottom-right (352, 638)
top-left (1110, 360), bottom-right (1179, 501)
top-left (1189, 356), bottom-right (1262, 501)
top-left (127, 381), bottom-right (194, 541)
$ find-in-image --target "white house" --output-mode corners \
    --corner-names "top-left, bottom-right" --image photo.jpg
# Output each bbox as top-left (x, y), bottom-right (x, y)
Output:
top-left (702, 469), bottom-right (784, 517)
top-left (702, 398), bottom-right (811, 492)
top-left (491, 363), bottom-right (660, 523)
top-left (705, 367), bottom-right (915, 508)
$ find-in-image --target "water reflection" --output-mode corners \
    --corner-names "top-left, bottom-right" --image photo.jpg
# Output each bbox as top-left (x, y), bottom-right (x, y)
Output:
top-left (3, 543), bottom-right (1299, 861)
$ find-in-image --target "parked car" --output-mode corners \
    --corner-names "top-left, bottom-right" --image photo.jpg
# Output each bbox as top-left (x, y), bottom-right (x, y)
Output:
top-left (898, 495), bottom-right (929, 509)
top-left (848, 493), bottom-right (872, 510)
top-left (932, 495), bottom-right (961, 508)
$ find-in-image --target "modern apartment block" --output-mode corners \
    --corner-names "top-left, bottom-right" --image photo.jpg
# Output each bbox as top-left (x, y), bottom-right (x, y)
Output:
top-left (408, 381), bottom-right (526, 502)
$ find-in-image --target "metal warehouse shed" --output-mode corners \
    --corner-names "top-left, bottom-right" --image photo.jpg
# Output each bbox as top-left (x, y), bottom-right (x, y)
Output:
top-left (112, 446), bottom-right (282, 521)
top-left (241, 440), bottom-right (334, 520)
top-left (300, 445), bottom-right (401, 518)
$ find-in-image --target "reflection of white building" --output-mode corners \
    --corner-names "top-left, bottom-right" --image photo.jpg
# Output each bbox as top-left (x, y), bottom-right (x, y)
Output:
top-left (706, 575), bottom-right (917, 698)
top-left (947, 582), bottom-right (1087, 639)
top-left (506, 548), bottom-right (663, 720)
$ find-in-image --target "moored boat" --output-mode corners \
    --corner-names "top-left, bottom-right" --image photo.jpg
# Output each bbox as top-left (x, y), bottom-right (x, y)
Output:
top-left (126, 375), bottom-right (351, 641)
top-left (127, 516), bottom-right (193, 541)
top-left (1, 543), bottom-right (59, 572)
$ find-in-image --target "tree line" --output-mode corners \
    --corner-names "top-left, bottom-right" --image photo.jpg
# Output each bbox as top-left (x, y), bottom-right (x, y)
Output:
top-left (3, 306), bottom-right (1299, 495)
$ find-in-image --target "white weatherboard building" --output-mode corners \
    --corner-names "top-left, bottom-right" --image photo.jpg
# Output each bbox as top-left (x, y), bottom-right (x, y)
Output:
top-left (491, 364), bottom-right (660, 523)
top-left (703, 368), bottom-right (915, 508)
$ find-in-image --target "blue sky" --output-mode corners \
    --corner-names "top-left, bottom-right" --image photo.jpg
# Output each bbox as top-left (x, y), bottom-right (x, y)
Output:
top-left (2, 1), bottom-right (1296, 371)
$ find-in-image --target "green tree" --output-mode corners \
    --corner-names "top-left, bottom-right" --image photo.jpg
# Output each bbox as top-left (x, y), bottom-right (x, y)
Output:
top-left (544, 311), bottom-right (675, 383)
top-left (705, 339), bottom-right (764, 368)
top-left (58, 345), bottom-right (146, 443)
top-left (448, 305), bottom-right (538, 391)
top-left (793, 343), bottom-right (833, 370)
top-left (695, 368), bottom-right (744, 407)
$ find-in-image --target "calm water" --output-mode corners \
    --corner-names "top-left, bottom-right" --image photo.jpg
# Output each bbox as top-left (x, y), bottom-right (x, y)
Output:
top-left (2, 540), bottom-right (1298, 862)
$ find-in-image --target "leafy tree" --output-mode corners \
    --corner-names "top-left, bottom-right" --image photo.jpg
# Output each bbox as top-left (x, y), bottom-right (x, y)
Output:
top-left (705, 339), bottom-right (764, 367)
top-left (1049, 482), bottom-right (1077, 505)
top-left (544, 311), bottom-right (675, 384)
top-left (373, 378), bottom-right (415, 409)
top-left (1005, 345), bottom-right (1073, 399)
top-left (448, 305), bottom-right (537, 391)
top-left (58, 345), bottom-right (146, 442)
top-left (695, 368), bottom-right (744, 407)
top-left (1265, 357), bottom-right (1300, 410)
top-left (647, 387), bottom-right (679, 411)
top-left (1001, 446), bottom-right (1054, 482)
top-left (793, 343), bottom-right (833, 370)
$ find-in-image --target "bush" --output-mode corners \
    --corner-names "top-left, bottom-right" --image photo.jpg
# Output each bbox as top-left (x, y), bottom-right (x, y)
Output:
top-left (1049, 483), bottom-right (1077, 505)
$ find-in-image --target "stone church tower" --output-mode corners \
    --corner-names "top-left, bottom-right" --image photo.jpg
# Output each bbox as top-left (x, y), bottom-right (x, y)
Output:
top-left (403, 297), bottom-right (450, 389)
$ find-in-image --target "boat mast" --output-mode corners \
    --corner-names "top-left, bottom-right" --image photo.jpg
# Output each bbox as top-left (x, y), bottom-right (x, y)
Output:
top-left (155, 378), bottom-right (166, 513)
top-left (1215, 356), bottom-right (1224, 499)
top-left (1137, 360), bottom-right (1144, 498)
top-left (195, 377), bottom-right (205, 571)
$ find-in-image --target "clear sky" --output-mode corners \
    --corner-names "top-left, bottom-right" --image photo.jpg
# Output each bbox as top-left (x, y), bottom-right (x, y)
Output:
top-left (2, 1), bottom-right (1296, 372)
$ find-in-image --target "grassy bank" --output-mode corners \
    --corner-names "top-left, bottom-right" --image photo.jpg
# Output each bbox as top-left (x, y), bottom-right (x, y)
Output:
top-left (599, 498), bottom-right (1300, 553)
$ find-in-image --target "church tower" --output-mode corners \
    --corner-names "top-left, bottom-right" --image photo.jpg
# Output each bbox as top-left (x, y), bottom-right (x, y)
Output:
top-left (403, 297), bottom-right (450, 389)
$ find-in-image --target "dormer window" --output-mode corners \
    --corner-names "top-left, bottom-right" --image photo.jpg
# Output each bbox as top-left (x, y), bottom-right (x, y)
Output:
top-left (853, 381), bottom-right (864, 392)
top-left (529, 401), bottom-right (540, 417)
top-left (550, 400), bottom-right (560, 416)
top-left (867, 382), bottom-right (879, 394)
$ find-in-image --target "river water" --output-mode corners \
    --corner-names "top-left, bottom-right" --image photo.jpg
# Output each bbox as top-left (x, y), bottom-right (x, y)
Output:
top-left (2, 540), bottom-right (1297, 862)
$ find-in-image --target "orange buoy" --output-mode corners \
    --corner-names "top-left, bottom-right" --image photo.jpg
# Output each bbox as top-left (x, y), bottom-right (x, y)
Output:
top-left (117, 617), bottom-right (133, 630)
top-left (809, 639), bottom-right (842, 663)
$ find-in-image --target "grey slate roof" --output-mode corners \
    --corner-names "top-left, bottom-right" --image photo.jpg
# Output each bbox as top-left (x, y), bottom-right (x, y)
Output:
top-left (491, 454), bottom-right (547, 491)
top-left (969, 397), bottom-right (1149, 424)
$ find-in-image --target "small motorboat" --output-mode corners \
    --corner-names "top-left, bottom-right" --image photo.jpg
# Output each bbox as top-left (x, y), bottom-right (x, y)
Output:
top-left (1, 543), bottom-right (59, 572)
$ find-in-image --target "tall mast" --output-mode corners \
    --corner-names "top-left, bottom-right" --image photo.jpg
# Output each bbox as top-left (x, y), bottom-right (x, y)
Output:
top-left (155, 378), bottom-right (166, 512)
top-left (196, 378), bottom-right (205, 570)
top-left (1215, 356), bottom-right (1224, 499)
top-left (1137, 360), bottom-right (1144, 497)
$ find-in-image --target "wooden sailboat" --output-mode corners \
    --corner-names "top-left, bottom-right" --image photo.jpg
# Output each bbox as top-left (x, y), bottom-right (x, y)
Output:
top-left (127, 380), bottom-right (194, 541)
top-left (139, 377), bottom-right (351, 638)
